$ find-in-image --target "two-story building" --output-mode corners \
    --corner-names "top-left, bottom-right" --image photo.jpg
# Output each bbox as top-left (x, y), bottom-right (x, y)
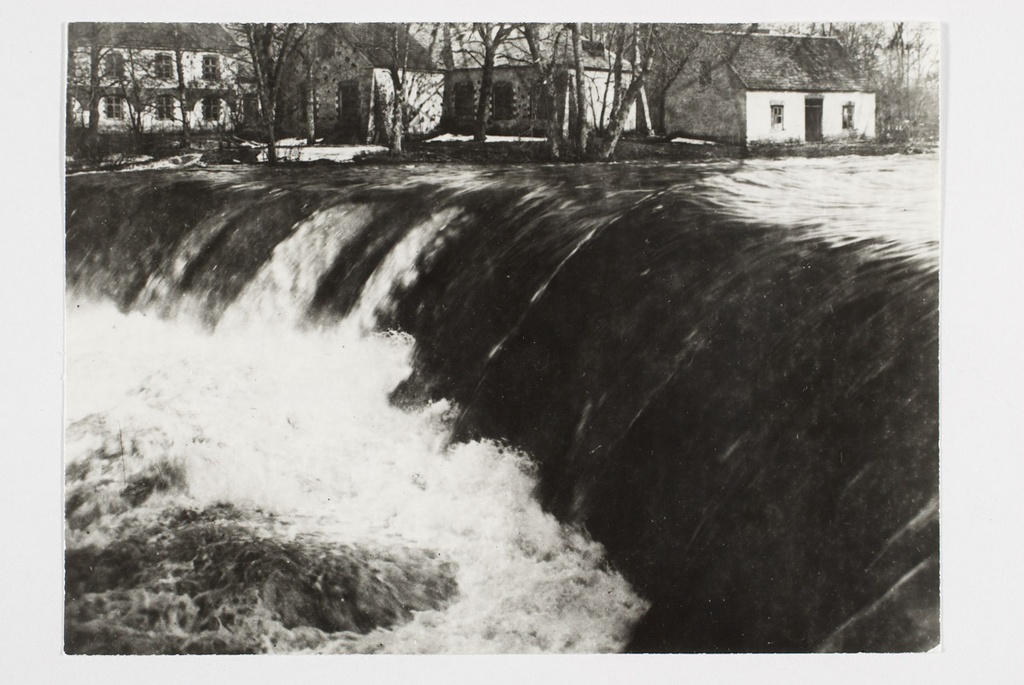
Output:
top-left (67, 22), bottom-right (247, 135)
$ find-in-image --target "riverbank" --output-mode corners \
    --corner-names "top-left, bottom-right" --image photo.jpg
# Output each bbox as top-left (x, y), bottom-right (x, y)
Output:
top-left (300, 137), bottom-right (935, 166)
top-left (66, 135), bottom-right (936, 173)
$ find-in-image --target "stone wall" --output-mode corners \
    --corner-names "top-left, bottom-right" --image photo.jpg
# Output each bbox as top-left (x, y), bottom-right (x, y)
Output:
top-left (662, 59), bottom-right (747, 143)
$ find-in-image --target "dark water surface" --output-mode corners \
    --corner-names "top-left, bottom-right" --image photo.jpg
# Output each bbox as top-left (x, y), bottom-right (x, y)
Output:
top-left (65, 155), bottom-right (940, 653)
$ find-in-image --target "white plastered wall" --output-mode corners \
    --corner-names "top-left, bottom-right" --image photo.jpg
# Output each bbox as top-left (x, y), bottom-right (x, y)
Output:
top-left (746, 91), bottom-right (876, 142)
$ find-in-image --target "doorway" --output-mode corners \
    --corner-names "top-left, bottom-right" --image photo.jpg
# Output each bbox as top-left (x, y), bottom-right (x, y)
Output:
top-left (337, 82), bottom-right (361, 142)
top-left (805, 98), bottom-right (823, 142)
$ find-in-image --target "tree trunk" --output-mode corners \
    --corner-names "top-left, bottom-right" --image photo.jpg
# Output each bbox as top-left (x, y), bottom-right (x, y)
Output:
top-left (595, 75), bottom-right (646, 160)
top-left (174, 51), bottom-right (191, 148)
top-left (522, 24), bottom-right (561, 159)
top-left (389, 70), bottom-right (405, 154)
top-left (87, 39), bottom-right (101, 137)
top-left (474, 48), bottom-right (495, 142)
top-left (570, 24), bottom-right (589, 156)
top-left (305, 61), bottom-right (316, 145)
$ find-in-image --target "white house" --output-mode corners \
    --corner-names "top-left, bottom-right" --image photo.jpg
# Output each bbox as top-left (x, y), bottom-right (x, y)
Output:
top-left (663, 32), bottom-right (875, 145)
top-left (67, 23), bottom-right (248, 134)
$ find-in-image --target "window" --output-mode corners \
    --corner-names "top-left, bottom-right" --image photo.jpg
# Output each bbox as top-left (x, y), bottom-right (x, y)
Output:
top-left (154, 53), bottom-right (174, 80)
top-left (104, 96), bottom-right (124, 119)
top-left (242, 93), bottom-right (260, 123)
top-left (201, 96), bottom-right (221, 121)
top-left (453, 82), bottom-right (475, 118)
top-left (104, 52), bottom-right (125, 80)
top-left (202, 54), bottom-right (220, 81)
top-left (155, 94), bottom-right (176, 121)
top-left (771, 103), bottom-right (784, 130)
top-left (530, 82), bottom-right (551, 120)
top-left (842, 103), bottom-right (855, 130)
top-left (492, 82), bottom-right (515, 120)
top-left (699, 60), bottom-right (713, 86)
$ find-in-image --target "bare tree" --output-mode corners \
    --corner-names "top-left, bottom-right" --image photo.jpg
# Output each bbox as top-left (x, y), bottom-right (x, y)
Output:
top-left (471, 23), bottom-right (516, 142)
top-left (569, 23), bottom-right (589, 154)
top-left (113, 47), bottom-right (153, 146)
top-left (383, 23), bottom-right (414, 154)
top-left (71, 22), bottom-right (107, 138)
top-left (588, 24), bottom-right (658, 160)
top-left (168, 26), bottom-right (193, 148)
top-left (521, 23), bottom-right (567, 159)
top-left (239, 23), bottom-right (307, 164)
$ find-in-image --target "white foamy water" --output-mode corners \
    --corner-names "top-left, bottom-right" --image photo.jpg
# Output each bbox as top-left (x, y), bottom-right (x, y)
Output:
top-left (689, 154), bottom-right (941, 256)
top-left (64, 301), bottom-right (647, 653)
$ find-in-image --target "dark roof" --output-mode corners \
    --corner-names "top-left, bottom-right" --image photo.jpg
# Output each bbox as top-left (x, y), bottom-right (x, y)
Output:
top-left (450, 30), bottom-right (623, 71)
top-left (712, 33), bottom-right (868, 91)
top-left (68, 23), bottom-right (240, 53)
top-left (332, 23), bottom-right (436, 71)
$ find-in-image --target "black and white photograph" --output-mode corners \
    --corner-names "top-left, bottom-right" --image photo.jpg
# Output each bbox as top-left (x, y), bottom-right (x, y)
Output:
top-left (3, 1), bottom-right (1023, 682)
top-left (61, 19), bottom-right (942, 655)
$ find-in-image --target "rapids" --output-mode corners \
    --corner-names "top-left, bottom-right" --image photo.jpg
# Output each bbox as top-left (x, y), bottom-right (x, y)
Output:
top-left (64, 154), bottom-right (940, 653)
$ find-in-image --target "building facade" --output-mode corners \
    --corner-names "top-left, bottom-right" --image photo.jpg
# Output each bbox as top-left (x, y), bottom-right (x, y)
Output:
top-left (67, 23), bottom-right (248, 136)
top-left (282, 24), bottom-right (443, 144)
top-left (443, 30), bottom-right (646, 136)
top-left (663, 32), bottom-right (875, 145)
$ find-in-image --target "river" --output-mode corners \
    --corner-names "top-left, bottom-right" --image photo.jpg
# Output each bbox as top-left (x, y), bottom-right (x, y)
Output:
top-left (64, 154), bottom-right (940, 654)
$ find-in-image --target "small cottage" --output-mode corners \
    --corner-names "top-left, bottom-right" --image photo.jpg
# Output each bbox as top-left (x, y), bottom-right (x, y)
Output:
top-left (663, 32), bottom-right (875, 145)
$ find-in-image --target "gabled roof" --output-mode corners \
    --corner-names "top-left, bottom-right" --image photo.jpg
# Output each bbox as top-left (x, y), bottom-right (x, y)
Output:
top-left (450, 28), bottom-right (624, 71)
top-left (68, 22), bottom-right (241, 53)
top-left (710, 32), bottom-right (868, 92)
top-left (331, 23), bottom-right (436, 71)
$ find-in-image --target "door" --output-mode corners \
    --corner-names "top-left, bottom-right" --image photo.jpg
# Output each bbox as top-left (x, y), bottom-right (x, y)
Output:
top-left (804, 98), bottom-right (823, 142)
top-left (337, 82), bottom-right (361, 142)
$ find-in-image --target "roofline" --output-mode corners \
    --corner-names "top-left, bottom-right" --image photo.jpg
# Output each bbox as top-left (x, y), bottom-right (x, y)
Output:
top-left (73, 41), bottom-right (240, 53)
top-left (745, 87), bottom-right (876, 93)
top-left (703, 30), bottom-right (843, 40)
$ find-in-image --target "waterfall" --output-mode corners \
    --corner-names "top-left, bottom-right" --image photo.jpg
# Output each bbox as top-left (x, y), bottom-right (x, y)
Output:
top-left (64, 157), bottom-right (940, 653)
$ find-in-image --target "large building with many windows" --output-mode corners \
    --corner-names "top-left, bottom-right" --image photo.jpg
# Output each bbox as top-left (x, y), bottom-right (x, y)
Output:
top-left (66, 23), bottom-right (250, 135)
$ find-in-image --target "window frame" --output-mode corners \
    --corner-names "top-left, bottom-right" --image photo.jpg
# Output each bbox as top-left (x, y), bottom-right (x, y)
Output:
top-left (104, 52), bottom-right (125, 80)
top-left (453, 82), bottom-right (476, 119)
top-left (201, 96), bottom-right (221, 122)
top-left (154, 94), bottom-right (176, 121)
top-left (202, 54), bottom-right (221, 81)
top-left (154, 53), bottom-right (174, 80)
top-left (530, 82), bottom-right (551, 120)
top-left (842, 103), bottom-right (856, 130)
top-left (492, 81), bottom-right (515, 120)
top-left (104, 96), bottom-right (124, 120)
top-left (242, 93), bottom-right (261, 123)
top-left (770, 103), bottom-right (785, 130)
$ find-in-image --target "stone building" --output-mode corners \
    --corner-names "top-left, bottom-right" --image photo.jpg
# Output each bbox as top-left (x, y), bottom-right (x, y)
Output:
top-left (287, 24), bottom-right (443, 144)
top-left (443, 29), bottom-right (648, 136)
top-left (663, 32), bottom-right (875, 144)
top-left (67, 23), bottom-right (247, 135)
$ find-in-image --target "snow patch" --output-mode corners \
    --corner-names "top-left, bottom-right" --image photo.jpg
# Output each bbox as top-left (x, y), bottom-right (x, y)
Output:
top-left (671, 137), bottom-right (718, 146)
top-left (424, 133), bottom-right (547, 144)
top-left (256, 145), bottom-right (387, 164)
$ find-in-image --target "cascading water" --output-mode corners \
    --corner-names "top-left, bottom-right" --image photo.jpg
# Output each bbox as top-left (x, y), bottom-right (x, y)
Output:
top-left (64, 155), bottom-right (940, 654)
